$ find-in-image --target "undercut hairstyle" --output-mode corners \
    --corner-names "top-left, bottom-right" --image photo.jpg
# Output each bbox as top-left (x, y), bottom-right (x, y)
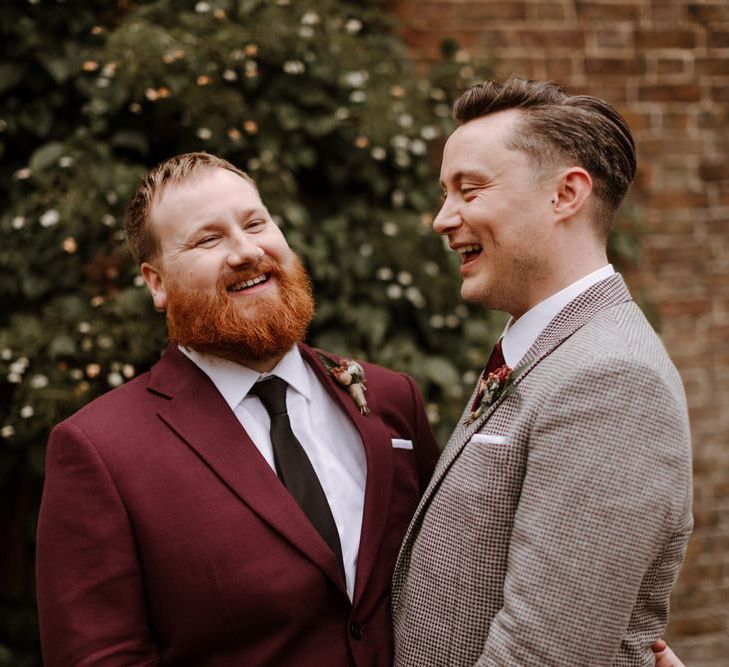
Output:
top-left (124, 152), bottom-right (256, 264)
top-left (454, 76), bottom-right (637, 237)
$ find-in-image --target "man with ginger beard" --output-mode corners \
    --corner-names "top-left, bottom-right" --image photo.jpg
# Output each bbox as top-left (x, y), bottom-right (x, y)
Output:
top-left (36, 152), bottom-right (439, 667)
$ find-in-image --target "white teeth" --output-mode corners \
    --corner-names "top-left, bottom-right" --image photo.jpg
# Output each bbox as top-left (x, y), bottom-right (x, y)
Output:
top-left (457, 244), bottom-right (482, 255)
top-left (230, 274), bottom-right (267, 291)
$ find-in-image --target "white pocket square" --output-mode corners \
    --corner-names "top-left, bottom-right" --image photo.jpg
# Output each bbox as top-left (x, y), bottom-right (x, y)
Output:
top-left (391, 438), bottom-right (414, 450)
top-left (469, 433), bottom-right (507, 446)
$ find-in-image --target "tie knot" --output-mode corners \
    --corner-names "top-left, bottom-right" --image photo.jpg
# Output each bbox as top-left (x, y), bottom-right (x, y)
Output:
top-left (250, 376), bottom-right (289, 416)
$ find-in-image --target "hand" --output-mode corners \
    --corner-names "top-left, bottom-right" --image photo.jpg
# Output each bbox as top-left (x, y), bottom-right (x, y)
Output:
top-left (652, 639), bottom-right (686, 667)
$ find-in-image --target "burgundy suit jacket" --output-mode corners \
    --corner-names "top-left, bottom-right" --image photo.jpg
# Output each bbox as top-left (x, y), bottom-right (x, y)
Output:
top-left (36, 344), bottom-right (438, 666)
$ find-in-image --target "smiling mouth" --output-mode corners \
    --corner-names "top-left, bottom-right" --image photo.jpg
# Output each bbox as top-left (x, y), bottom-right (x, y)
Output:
top-left (227, 273), bottom-right (270, 292)
top-left (457, 244), bottom-right (483, 264)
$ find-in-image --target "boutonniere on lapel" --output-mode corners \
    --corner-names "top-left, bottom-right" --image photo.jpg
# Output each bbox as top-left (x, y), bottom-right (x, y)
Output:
top-left (316, 352), bottom-right (370, 415)
top-left (464, 364), bottom-right (525, 426)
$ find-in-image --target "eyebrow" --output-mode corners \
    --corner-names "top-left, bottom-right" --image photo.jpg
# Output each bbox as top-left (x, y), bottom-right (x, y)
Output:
top-left (440, 169), bottom-right (491, 188)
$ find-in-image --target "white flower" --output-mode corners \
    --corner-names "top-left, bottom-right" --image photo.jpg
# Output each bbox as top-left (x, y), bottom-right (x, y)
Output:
top-left (1, 348), bottom-right (11, 360)
top-left (70, 369), bottom-right (84, 380)
top-left (7, 373), bottom-right (21, 384)
top-left (405, 287), bottom-right (425, 308)
top-left (20, 405), bottom-right (34, 419)
top-left (15, 168), bottom-right (31, 180)
top-left (391, 134), bottom-right (409, 150)
top-left (283, 61), bottom-right (305, 75)
top-left (420, 125), bottom-right (439, 140)
top-left (391, 190), bottom-right (406, 207)
top-left (107, 371), bottom-right (124, 387)
top-left (382, 221), bottom-right (398, 237)
top-left (429, 314), bottom-right (445, 328)
top-left (122, 364), bottom-right (135, 379)
top-left (359, 243), bottom-right (373, 257)
top-left (386, 284), bottom-right (403, 299)
top-left (196, 127), bottom-right (212, 140)
top-left (97, 335), bottom-right (113, 350)
top-left (40, 209), bottom-right (60, 227)
top-left (345, 19), bottom-right (362, 33)
top-left (344, 71), bottom-right (368, 88)
top-left (299, 26), bottom-right (314, 39)
top-left (334, 107), bottom-right (350, 120)
top-left (424, 261), bottom-right (440, 276)
top-left (301, 11), bottom-right (320, 25)
top-left (10, 358), bottom-right (28, 375)
top-left (59, 156), bottom-right (74, 168)
top-left (349, 90), bottom-right (367, 104)
top-left (1, 425), bottom-right (15, 438)
top-left (30, 374), bottom-right (49, 389)
top-left (133, 275), bottom-right (145, 287)
top-left (398, 114), bottom-right (413, 128)
top-left (195, 1), bottom-right (211, 12)
top-left (409, 138), bottom-right (427, 155)
top-left (222, 69), bottom-right (237, 81)
top-left (376, 267), bottom-right (394, 280)
top-left (78, 322), bottom-right (91, 334)
top-left (397, 271), bottom-right (413, 286)
top-left (11, 216), bottom-right (25, 229)
top-left (370, 146), bottom-right (386, 161)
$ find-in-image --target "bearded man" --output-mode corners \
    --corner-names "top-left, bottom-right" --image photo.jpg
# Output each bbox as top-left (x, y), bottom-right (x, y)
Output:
top-left (36, 153), bottom-right (438, 667)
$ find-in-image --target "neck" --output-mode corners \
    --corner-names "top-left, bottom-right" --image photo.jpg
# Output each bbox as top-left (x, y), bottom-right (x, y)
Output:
top-left (510, 250), bottom-right (609, 320)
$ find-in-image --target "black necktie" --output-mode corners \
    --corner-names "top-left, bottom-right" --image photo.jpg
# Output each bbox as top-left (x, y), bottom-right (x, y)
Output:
top-left (250, 377), bottom-right (345, 578)
top-left (471, 338), bottom-right (507, 412)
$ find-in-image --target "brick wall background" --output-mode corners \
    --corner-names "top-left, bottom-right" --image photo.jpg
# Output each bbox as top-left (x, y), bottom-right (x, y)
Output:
top-left (389, 0), bottom-right (729, 664)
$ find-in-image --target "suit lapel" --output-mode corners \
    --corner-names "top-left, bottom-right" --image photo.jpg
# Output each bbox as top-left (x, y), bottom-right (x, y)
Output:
top-left (298, 344), bottom-right (394, 608)
top-left (148, 345), bottom-right (345, 593)
top-left (409, 274), bottom-right (634, 529)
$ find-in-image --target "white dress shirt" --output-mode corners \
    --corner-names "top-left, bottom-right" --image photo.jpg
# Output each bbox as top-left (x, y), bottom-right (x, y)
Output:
top-left (180, 345), bottom-right (367, 600)
top-left (501, 265), bottom-right (615, 368)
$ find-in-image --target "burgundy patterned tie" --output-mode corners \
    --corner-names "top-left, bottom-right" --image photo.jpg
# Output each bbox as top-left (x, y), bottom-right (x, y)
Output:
top-left (250, 377), bottom-right (345, 578)
top-left (471, 338), bottom-right (506, 412)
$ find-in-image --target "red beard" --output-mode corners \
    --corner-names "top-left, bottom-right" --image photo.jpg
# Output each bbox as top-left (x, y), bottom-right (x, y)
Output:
top-left (165, 256), bottom-right (315, 365)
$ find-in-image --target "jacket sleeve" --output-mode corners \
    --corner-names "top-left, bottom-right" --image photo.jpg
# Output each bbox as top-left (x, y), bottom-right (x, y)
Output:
top-left (477, 358), bottom-right (693, 666)
top-left (36, 420), bottom-right (160, 667)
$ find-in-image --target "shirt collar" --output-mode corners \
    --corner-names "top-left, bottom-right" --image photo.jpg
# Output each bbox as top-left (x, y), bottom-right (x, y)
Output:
top-left (179, 344), bottom-right (312, 410)
top-left (501, 264), bottom-right (615, 368)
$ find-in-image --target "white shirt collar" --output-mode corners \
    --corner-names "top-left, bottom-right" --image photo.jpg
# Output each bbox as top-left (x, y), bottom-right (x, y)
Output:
top-left (179, 345), bottom-right (312, 410)
top-left (501, 264), bottom-right (615, 368)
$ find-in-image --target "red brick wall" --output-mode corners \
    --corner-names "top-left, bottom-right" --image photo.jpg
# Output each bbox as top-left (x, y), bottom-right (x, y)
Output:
top-left (391, 1), bottom-right (729, 664)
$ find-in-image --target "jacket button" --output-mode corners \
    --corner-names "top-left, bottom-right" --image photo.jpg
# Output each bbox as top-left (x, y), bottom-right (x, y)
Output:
top-left (350, 622), bottom-right (363, 640)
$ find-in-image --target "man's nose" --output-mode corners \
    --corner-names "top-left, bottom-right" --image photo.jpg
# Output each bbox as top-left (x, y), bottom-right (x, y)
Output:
top-left (226, 232), bottom-right (264, 267)
top-left (432, 197), bottom-right (460, 236)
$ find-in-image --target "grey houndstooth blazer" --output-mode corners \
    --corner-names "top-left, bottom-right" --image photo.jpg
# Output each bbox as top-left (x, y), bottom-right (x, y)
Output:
top-left (392, 274), bottom-right (693, 666)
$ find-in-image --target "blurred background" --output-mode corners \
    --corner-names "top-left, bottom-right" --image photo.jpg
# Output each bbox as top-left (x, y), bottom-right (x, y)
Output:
top-left (1, 0), bottom-right (726, 665)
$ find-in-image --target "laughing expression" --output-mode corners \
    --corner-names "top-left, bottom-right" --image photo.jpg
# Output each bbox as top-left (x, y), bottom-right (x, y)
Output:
top-left (141, 167), bottom-right (296, 317)
top-left (434, 109), bottom-right (556, 318)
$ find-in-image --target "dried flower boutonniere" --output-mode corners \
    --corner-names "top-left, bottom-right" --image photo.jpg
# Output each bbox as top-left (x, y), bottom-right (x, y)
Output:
top-left (317, 352), bottom-right (370, 415)
top-left (464, 363), bottom-right (525, 426)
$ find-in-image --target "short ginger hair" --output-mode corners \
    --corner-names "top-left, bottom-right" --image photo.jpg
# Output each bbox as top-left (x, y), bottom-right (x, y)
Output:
top-left (453, 76), bottom-right (636, 236)
top-left (124, 152), bottom-right (256, 264)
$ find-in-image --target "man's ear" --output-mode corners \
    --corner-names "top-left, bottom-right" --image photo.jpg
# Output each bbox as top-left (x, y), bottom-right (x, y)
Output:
top-left (140, 262), bottom-right (168, 311)
top-left (551, 167), bottom-right (593, 221)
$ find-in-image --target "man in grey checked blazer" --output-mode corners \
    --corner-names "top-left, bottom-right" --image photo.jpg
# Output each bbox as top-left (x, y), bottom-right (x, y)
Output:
top-left (392, 77), bottom-right (693, 666)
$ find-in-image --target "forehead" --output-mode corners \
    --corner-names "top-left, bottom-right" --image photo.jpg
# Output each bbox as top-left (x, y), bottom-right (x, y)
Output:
top-left (151, 168), bottom-right (263, 225)
top-left (440, 109), bottom-right (524, 179)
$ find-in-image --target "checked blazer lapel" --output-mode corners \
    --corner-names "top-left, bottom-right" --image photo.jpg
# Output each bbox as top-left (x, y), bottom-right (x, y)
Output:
top-left (148, 345), bottom-right (346, 594)
top-left (402, 274), bottom-right (634, 544)
top-left (298, 344), bottom-right (395, 608)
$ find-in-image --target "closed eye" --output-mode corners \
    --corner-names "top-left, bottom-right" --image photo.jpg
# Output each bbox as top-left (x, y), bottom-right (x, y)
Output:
top-left (194, 235), bottom-right (220, 247)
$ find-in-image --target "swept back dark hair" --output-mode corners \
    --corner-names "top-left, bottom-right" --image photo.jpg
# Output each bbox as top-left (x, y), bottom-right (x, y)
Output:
top-left (454, 76), bottom-right (636, 236)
